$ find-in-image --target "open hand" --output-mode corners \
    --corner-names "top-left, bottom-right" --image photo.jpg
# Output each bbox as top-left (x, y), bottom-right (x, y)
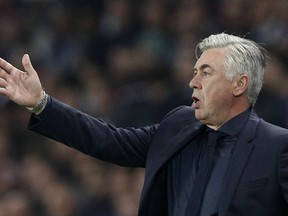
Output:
top-left (0, 54), bottom-right (43, 107)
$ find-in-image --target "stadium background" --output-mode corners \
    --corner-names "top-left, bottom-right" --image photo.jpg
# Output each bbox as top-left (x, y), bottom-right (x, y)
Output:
top-left (0, 0), bottom-right (288, 215)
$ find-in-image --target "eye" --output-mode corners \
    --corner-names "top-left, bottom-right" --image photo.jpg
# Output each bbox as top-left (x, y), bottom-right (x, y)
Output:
top-left (193, 70), bottom-right (198, 77)
top-left (203, 71), bottom-right (210, 76)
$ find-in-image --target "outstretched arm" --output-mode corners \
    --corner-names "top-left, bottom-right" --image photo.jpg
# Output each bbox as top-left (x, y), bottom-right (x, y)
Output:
top-left (0, 54), bottom-right (44, 108)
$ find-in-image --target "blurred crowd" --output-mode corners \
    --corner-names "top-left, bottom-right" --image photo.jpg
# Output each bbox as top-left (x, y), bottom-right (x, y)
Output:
top-left (0, 0), bottom-right (288, 215)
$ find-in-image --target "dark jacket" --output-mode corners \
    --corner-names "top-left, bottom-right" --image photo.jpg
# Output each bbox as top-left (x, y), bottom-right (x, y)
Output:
top-left (29, 97), bottom-right (288, 216)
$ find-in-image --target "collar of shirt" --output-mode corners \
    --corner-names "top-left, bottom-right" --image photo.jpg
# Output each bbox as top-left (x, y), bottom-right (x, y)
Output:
top-left (218, 107), bottom-right (252, 137)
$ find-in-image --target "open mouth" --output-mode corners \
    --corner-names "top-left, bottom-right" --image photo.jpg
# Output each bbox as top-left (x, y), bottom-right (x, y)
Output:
top-left (192, 95), bottom-right (200, 109)
top-left (192, 96), bottom-right (199, 104)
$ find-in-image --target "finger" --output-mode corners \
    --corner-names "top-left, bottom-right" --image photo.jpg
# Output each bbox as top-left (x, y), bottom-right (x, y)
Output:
top-left (22, 54), bottom-right (36, 75)
top-left (0, 87), bottom-right (8, 96)
top-left (0, 57), bottom-right (17, 74)
top-left (0, 77), bottom-right (8, 87)
top-left (0, 68), bottom-right (7, 79)
top-left (0, 78), bottom-right (9, 97)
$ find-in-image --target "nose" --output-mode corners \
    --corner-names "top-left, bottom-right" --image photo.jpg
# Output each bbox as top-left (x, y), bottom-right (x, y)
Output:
top-left (189, 74), bottom-right (201, 89)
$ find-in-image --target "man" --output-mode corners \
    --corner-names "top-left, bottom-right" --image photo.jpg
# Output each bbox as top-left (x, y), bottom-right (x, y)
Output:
top-left (0, 33), bottom-right (288, 216)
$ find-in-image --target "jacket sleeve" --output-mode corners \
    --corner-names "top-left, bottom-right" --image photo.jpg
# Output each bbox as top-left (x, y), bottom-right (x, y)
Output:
top-left (28, 96), bottom-right (158, 167)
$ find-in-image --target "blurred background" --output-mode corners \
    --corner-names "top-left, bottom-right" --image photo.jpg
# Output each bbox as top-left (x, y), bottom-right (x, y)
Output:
top-left (0, 0), bottom-right (288, 215)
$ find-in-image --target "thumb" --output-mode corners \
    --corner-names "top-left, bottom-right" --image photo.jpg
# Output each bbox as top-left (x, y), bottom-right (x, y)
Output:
top-left (22, 54), bottom-right (35, 75)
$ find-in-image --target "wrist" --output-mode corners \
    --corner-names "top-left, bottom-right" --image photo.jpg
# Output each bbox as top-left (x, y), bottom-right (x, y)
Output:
top-left (26, 91), bottom-right (48, 115)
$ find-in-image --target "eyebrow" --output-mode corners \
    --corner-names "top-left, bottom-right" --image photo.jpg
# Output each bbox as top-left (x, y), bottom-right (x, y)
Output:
top-left (193, 63), bottom-right (214, 72)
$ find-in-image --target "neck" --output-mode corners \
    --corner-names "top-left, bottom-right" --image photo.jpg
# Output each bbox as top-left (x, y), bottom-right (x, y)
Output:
top-left (207, 103), bottom-right (250, 131)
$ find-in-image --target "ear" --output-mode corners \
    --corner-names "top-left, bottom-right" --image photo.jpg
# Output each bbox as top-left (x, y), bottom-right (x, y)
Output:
top-left (232, 74), bottom-right (249, 97)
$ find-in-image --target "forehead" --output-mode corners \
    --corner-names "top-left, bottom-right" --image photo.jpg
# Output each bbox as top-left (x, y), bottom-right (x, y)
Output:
top-left (194, 48), bottom-right (227, 70)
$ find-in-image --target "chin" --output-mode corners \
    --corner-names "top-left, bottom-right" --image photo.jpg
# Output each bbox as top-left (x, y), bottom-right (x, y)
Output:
top-left (194, 110), bottom-right (204, 121)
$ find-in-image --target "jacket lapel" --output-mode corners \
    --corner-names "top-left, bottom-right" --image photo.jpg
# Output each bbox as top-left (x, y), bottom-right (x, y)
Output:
top-left (140, 121), bottom-right (205, 209)
top-left (147, 121), bottom-right (204, 179)
top-left (218, 110), bottom-right (260, 216)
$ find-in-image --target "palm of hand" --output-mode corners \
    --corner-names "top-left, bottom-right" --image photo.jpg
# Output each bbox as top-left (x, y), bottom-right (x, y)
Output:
top-left (0, 54), bottom-right (43, 107)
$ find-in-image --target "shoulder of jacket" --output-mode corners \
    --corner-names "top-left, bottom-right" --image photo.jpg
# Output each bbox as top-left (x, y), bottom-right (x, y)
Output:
top-left (162, 105), bottom-right (195, 118)
top-left (157, 106), bottom-right (198, 129)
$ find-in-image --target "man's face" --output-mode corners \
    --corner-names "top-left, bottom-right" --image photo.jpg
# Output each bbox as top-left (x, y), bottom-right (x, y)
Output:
top-left (190, 48), bottom-right (236, 128)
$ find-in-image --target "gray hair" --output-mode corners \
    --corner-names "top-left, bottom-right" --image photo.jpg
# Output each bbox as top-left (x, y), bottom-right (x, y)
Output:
top-left (196, 33), bottom-right (266, 106)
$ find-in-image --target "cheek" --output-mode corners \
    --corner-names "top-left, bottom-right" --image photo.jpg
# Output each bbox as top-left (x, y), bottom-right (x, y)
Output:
top-left (204, 86), bottom-right (232, 106)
